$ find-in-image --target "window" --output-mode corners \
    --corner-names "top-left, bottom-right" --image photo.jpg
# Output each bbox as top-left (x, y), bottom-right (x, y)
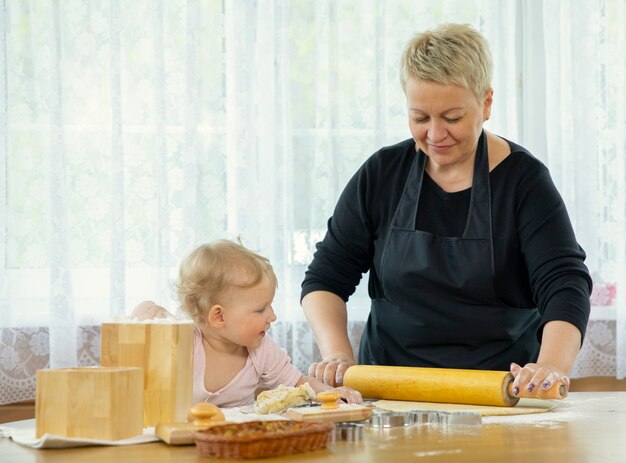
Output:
top-left (1, 1), bottom-right (624, 405)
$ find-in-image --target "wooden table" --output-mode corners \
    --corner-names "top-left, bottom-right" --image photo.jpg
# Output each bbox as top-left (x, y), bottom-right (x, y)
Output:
top-left (1, 392), bottom-right (625, 462)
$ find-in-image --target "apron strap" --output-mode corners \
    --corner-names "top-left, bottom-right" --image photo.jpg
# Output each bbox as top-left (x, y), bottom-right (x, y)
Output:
top-left (391, 151), bottom-right (425, 230)
top-left (463, 131), bottom-right (492, 240)
top-left (389, 131), bottom-right (494, 272)
top-left (392, 131), bottom-right (492, 240)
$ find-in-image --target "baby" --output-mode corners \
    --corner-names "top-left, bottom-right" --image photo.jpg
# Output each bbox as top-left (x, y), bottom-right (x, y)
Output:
top-left (132, 239), bottom-right (362, 407)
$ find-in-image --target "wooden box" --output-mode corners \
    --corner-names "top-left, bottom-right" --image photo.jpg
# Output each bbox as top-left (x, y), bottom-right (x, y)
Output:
top-left (35, 367), bottom-right (143, 440)
top-left (100, 322), bottom-right (194, 427)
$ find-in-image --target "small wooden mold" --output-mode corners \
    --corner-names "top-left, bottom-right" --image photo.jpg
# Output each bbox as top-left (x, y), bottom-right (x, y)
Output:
top-left (316, 391), bottom-right (341, 410)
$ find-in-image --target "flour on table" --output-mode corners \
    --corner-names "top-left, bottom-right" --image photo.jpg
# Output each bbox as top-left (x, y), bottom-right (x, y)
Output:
top-left (373, 398), bottom-right (556, 416)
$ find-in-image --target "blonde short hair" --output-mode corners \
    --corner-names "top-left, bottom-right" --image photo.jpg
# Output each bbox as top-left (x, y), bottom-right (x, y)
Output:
top-left (176, 239), bottom-right (277, 324)
top-left (400, 23), bottom-right (493, 100)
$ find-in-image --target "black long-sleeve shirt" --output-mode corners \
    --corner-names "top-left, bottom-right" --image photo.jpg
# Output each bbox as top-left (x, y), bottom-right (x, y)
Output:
top-left (301, 138), bottom-right (591, 342)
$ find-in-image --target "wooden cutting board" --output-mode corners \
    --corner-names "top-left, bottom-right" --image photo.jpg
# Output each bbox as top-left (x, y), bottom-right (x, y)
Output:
top-left (155, 422), bottom-right (205, 445)
top-left (155, 422), bottom-right (232, 445)
top-left (285, 404), bottom-right (373, 423)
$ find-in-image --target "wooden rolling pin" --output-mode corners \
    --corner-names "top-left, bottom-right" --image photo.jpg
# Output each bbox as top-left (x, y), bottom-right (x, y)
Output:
top-left (342, 366), bottom-right (568, 407)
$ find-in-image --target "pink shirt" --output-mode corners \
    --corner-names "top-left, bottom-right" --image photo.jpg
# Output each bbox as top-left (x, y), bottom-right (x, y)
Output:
top-left (193, 328), bottom-right (303, 407)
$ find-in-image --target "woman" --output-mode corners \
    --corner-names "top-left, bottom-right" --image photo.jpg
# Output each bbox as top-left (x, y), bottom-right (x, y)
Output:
top-left (301, 23), bottom-right (591, 396)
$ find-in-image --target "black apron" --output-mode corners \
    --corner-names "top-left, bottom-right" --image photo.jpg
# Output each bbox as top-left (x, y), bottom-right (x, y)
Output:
top-left (359, 132), bottom-right (540, 370)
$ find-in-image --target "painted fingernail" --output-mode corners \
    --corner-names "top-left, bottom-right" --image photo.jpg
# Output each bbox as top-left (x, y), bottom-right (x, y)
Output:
top-left (542, 380), bottom-right (552, 389)
top-left (513, 386), bottom-right (520, 396)
top-left (527, 383), bottom-right (536, 393)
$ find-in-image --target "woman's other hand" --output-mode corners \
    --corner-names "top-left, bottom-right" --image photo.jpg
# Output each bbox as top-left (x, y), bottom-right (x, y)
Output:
top-left (130, 300), bottom-right (172, 320)
top-left (308, 353), bottom-right (356, 387)
top-left (308, 379), bottom-right (362, 404)
top-left (509, 362), bottom-right (571, 397)
top-left (331, 386), bottom-right (363, 404)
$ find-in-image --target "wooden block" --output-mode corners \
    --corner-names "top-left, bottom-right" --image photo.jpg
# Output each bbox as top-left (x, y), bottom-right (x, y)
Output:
top-left (35, 367), bottom-right (143, 440)
top-left (100, 322), bottom-right (194, 427)
top-left (285, 404), bottom-right (373, 423)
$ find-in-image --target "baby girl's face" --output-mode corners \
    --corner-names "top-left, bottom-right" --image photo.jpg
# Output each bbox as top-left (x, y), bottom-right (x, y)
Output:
top-left (221, 274), bottom-right (277, 349)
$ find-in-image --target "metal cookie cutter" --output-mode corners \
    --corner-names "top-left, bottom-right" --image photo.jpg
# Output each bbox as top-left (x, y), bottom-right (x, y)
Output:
top-left (368, 411), bottom-right (415, 428)
top-left (439, 411), bottom-right (482, 426)
top-left (333, 422), bottom-right (365, 441)
top-left (412, 410), bottom-right (482, 426)
top-left (411, 410), bottom-right (444, 425)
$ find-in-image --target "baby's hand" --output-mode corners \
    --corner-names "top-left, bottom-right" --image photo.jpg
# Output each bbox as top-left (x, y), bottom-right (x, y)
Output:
top-left (130, 300), bottom-right (171, 320)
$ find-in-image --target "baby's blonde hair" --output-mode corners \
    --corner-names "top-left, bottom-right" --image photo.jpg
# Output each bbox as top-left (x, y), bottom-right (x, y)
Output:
top-left (176, 239), bottom-right (277, 324)
top-left (400, 23), bottom-right (493, 100)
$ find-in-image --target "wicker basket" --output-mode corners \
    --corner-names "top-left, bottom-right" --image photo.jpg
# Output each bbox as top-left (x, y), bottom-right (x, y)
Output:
top-left (193, 420), bottom-right (334, 459)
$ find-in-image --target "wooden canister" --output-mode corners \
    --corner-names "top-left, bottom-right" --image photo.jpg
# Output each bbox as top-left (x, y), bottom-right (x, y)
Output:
top-left (35, 366), bottom-right (143, 440)
top-left (100, 322), bottom-right (194, 427)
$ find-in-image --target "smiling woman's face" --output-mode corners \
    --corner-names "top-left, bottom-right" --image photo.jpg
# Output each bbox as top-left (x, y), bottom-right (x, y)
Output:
top-left (405, 77), bottom-right (492, 169)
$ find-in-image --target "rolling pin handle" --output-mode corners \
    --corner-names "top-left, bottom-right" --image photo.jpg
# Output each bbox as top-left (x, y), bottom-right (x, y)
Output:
top-left (506, 379), bottom-right (569, 400)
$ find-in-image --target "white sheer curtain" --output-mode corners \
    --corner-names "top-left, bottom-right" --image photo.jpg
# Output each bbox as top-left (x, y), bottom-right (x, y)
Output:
top-left (532, 0), bottom-right (626, 378)
top-left (1, 0), bottom-right (624, 405)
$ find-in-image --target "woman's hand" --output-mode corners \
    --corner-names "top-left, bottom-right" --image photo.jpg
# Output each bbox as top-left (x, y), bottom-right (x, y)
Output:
top-left (303, 373), bottom-right (362, 403)
top-left (325, 386), bottom-right (363, 404)
top-left (130, 300), bottom-right (172, 320)
top-left (308, 353), bottom-right (356, 387)
top-left (509, 362), bottom-right (571, 396)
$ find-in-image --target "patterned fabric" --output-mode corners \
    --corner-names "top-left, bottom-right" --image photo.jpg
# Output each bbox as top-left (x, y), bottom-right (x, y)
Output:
top-left (0, 326), bottom-right (99, 405)
top-left (0, 321), bottom-right (618, 405)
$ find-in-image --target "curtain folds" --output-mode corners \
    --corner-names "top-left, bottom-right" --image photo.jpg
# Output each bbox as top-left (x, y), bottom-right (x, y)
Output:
top-left (537, 0), bottom-right (626, 378)
top-left (0, 0), bottom-right (624, 405)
